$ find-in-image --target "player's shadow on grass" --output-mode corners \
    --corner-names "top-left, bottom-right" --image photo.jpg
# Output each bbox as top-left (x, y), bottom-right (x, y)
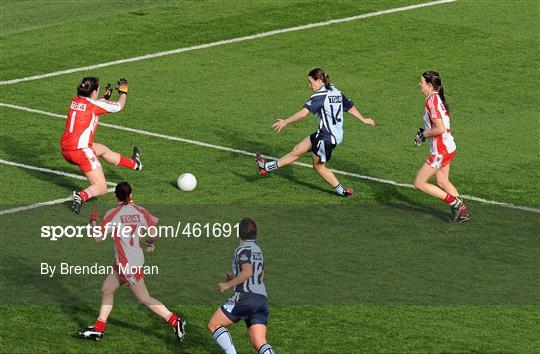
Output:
top-left (366, 180), bottom-right (448, 221)
top-left (221, 128), bottom-right (334, 195)
top-left (231, 169), bottom-right (334, 196)
top-left (0, 135), bottom-right (124, 191)
top-left (276, 168), bottom-right (334, 195)
top-left (2, 255), bottom-right (209, 348)
top-left (332, 159), bottom-right (448, 220)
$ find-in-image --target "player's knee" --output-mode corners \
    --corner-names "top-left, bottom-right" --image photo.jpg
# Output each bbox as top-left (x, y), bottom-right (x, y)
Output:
top-left (413, 179), bottom-right (424, 190)
top-left (102, 285), bottom-right (115, 296)
top-left (207, 321), bottom-right (218, 333)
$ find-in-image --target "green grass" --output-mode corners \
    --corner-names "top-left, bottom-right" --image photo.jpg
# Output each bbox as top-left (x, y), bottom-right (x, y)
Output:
top-left (1, 0), bottom-right (539, 353)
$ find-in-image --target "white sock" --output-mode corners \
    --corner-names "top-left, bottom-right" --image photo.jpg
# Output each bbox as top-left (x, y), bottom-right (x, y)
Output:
top-left (265, 161), bottom-right (279, 172)
top-left (213, 327), bottom-right (237, 354)
top-left (258, 343), bottom-right (275, 354)
top-left (334, 183), bottom-right (344, 195)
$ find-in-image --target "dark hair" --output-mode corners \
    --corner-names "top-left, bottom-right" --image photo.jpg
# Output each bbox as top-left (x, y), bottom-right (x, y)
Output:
top-left (77, 77), bottom-right (100, 97)
top-left (239, 217), bottom-right (257, 240)
top-left (422, 70), bottom-right (450, 113)
top-left (115, 181), bottom-right (132, 204)
top-left (308, 67), bottom-right (331, 90)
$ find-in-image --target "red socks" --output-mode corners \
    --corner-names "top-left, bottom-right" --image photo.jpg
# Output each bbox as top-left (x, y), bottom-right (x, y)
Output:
top-left (443, 193), bottom-right (456, 204)
top-left (93, 315), bottom-right (176, 332)
top-left (166, 313), bottom-right (179, 327)
top-left (118, 155), bottom-right (136, 169)
top-left (78, 188), bottom-right (93, 202)
top-left (93, 319), bottom-right (106, 332)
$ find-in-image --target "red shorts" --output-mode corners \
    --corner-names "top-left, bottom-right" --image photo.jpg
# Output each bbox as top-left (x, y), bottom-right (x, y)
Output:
top-left (62, 148), bottom-right (101, 173)
top-left (426, 151), bottom-right (455, 169)
top-left (114, 263), bottom-right (144, 286)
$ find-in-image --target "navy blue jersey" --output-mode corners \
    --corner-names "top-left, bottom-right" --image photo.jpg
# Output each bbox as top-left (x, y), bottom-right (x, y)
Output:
top-left (232, 240), bottom-right (266, 297)
top-left (304, 85), bottom-right (354, 145)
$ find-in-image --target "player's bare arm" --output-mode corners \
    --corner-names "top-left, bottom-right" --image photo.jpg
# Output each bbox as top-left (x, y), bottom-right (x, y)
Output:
top-left (272, 107), bottom-right (310, 132)
top-left (347, 106), bottom-right (376, 127)
top-left (423, 117), bottom-right (445, 137)
top-left (218, 263), bottom-right (253, 292)
top-left (97, 79), bottom-right (128, 109)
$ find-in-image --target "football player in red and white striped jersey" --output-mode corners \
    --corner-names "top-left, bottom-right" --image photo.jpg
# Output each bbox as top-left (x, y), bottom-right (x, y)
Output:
top-left (413, 71), bottom-right (470, 222)
top-left (61, 77), bottom-right (142, 214)
top-left (78, 181), bottom-right (186, 342)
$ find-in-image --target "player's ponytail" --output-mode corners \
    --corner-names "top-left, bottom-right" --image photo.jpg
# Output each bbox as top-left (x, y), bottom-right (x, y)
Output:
top-left (115, 181), bottom-right (132, 205)
top-left (422, 70), bottom-right (450, 113)
top-left (77, 77), bottom-right (100, 97)
top-left (308, 67), bottom-right (332, 90)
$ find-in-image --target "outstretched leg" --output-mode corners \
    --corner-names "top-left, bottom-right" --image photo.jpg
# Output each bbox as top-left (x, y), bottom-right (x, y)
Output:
top-left (312, 154), bottom-right (352, 196)
top-left (94, 143), bottom-right (142, 171)
top-left (129, 278), bottom-right (186, 341)
top-left (257, 136), bottom-right (311, 174)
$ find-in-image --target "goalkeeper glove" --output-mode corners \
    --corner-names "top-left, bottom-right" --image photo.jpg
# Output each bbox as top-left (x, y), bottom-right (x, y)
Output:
top-left (117, 78), bottom-right (128, 95)
top-left (413, 128), bottom-right (426, 146)
top-left (103, 84), bottom-right (112, 100)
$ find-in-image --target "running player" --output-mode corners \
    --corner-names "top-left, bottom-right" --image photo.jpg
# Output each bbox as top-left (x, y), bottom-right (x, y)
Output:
top-left (78, 181), bottom-right (186, 341)
top-left (208, 218), bottom-right (275, 354)
top-left (413, 71), bottom-right (470, 222)
top-left (256, 67), bottom-right (375, 196)
top-left (61, 77), bottom-right (142, 214)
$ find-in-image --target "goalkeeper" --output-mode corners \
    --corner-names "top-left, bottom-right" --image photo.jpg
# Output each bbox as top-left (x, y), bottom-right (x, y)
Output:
top-left (61, 77), bottom-right (142, 214)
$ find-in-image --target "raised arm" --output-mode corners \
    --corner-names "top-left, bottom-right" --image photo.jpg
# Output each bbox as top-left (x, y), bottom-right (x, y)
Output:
top-left (272, 107), bottom-right (310, 132)
top-left (98, 79), bottom-right (128, 111)
top-left (218, 263), bottom-right (253, 292)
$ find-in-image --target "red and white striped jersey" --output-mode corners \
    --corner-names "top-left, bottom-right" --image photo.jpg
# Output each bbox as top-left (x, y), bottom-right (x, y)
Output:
top-left (61, 96), bottom-right (122, 150)
top-left (99, 202), bottom-right (159, 270)
top-left (423, 92), bottom-right (456, 155)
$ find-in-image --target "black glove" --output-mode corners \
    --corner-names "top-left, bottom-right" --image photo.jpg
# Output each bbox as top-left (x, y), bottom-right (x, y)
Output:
top-left (117, 78), bottom-right (128, 95)
top-left (103, 84), bottom-right (112, 100)
top-left (413, 128), bottom-right (426, 146)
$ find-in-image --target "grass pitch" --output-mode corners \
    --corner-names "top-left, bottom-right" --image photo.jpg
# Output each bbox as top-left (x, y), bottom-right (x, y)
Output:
top-left (1, 0), bottom-right (539, 353)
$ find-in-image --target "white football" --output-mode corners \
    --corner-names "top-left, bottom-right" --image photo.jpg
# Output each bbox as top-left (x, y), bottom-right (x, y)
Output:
top-left (177, 173), bottom-right (197, 191)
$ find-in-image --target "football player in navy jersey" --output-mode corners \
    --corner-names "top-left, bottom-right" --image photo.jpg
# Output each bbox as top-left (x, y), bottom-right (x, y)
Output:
top-left (257, 67), bottom-right (375, 196)
top-left (208, 218), bottom-right (275, 354)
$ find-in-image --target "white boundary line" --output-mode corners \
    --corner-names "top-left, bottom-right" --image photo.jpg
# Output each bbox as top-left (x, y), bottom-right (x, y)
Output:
top-left (0, 0), bottom-right (456, 86)
top-left (0, 159), bottom-right (115, 216)
top-left (1, 102), bottom-right (539, 214)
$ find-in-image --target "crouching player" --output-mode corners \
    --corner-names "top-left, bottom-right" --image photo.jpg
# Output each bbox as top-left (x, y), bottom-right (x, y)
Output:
top-left (208, 218), bottom-right (275, 354)
top-left (61, 77), bottom-right (142, 214)
top-left (78, 181), bottom-right (186, 341)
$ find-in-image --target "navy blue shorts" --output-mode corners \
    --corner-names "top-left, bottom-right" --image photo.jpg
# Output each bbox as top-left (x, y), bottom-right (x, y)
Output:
top-left (221, 292), bottom-right (269, 327)
top-left (310, 132), bottom-right (336, 163)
